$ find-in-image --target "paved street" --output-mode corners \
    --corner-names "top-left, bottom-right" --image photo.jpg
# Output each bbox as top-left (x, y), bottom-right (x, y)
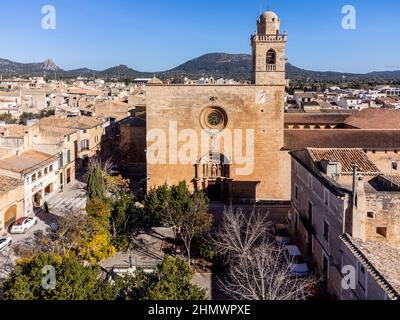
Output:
top-left (0, 181), bottom-right (88, 280)
top-left (100, 227), bottom-right (174, 273)
top-left (45, 181), bottom-right (87, 214)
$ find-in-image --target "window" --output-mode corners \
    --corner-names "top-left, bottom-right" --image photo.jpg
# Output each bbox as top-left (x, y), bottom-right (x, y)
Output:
top-left (49, 165), bottom-right (53, 172)
top-left (83, 129), bottom-right (87, 134)
top-left (308, 201), bottom-right (313, 223)
top-left (323, 221), bottom-right (329, 243)
top-left (32, 173), bottom-right (37, 182)
top-left (37, 171), bottom-right (42, 179)
top-left (44, 167), bottom-right (48, 175)
top-left (324, 189), bottom-right (329, 206)
top-left (392, 161), bottom-right (398, 171)
top-left (376, 227), bottom-right (387, 238)
top-left (295, 185), bottom-right (299, 201)
top-left (367, 212), bottom-right (374, 219)
top-left (81, 139), bottom-right (89, 150)
top-left (67, 150), bottom-right (71, 163)
top-left (266, 49), bottom-right (276, 65)
top-left (59, 152), bottom-right (64, 168)
top-left (322, 254), bottom-right (329, 284)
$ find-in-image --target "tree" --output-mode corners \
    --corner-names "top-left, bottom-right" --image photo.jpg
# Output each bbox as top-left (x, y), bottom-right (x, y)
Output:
top-left (180, 190), bottom-right (212, 264)
top-left (111, 192), bottom-right (134, 237)
top-left (212, 207), bottom-right (317, 301)
top-left (142, 184), bottom-right (171, 228)
top-left (50, 210), bottom-right (87, 256)
top-left (0, 113), bottom-right (17, 124)
top-left (120, 256), bottom-right (206, 300)
top-left (220, 245), bottom-right (317, 300)
top-left (2, 253), bottom-right (118, 300)
top-left (212, 206), bottom-right (272, 261)
top-left (87, 160), bottom-right (108, 199)
top-left (78, 233), bottom-right (116, 264)
top-left (81, 197), bottom-right (116, 263)
top-left (86, 197), bottom-right (112, 230)
top-left (161, 181), bottom-right (193, 242)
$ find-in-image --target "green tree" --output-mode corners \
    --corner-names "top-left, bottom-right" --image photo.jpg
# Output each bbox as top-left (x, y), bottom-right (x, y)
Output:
top-left (162, 181), bottom-right (193, 242)
top-left (0, 113), bottom-right (17, 124)
top-left (180, 190), bottom-right (212, 264)
top-left (146, 256), bottom-right (206, 300)
top-left (87, 160), bottom-right (107, 199)
top-left (142, 184), bottom-right (171, 228)
top-left (2, 253), bottom-right (118, 300)
top-left (119, 256), bottom-right (206, 300)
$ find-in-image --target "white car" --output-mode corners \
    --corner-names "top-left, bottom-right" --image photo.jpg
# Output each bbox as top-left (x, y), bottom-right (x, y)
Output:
top-left (284, 245), bottom-right (310, 277)
top-left (10, 217), bottom-right (38, 234)
top-left (0, 237), bottom-right (12, 250)
top-left (274, 224), bottom-right (291, 246)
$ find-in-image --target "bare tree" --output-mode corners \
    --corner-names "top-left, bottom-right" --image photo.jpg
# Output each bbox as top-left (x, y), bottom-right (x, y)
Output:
top-left (212, 206), bottom-right (272, 261)
top-left (213, 206), bottom-right (318, 300)
top-left (220, 245), bottom-right (317, 300)
top-left (50, 210), bottom-right (88, 256)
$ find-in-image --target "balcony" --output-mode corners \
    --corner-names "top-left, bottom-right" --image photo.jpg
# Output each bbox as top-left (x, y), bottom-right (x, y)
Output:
top-left (266, 64), bottom-right (276, 71)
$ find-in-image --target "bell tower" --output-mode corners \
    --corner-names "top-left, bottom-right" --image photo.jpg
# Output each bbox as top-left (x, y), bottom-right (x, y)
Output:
top-left (251, 11), bottom-right (287, 85)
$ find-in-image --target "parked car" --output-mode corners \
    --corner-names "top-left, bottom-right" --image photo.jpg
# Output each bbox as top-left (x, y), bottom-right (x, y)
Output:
top-left (274, 224), bottom-right (290, 246)
top-left (0, 237), bottom-right (12, 250)
top-left (284, 245), bottom-right (310, 277)
top-left (10, 217), bottom-right (38, 234)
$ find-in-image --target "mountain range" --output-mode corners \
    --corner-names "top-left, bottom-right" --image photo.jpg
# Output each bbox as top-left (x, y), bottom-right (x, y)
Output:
top-left (1, 53), bottom-right (400, 82)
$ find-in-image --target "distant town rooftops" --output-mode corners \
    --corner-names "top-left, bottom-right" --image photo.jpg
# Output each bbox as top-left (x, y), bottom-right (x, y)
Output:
top-left (39, 116), bottom-right (104, 130)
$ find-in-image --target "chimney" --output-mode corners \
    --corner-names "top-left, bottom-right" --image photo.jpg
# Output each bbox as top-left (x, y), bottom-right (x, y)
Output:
top-left (321, 160), bottom-right (342, 180)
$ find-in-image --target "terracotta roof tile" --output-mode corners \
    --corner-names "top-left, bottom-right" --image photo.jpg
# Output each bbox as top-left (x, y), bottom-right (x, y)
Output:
top-left (307, 148), bottom-right (379, 173)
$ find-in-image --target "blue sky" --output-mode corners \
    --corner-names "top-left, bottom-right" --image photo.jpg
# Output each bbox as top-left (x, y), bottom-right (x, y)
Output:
top-left (0, 0), bottom-right (399, 73)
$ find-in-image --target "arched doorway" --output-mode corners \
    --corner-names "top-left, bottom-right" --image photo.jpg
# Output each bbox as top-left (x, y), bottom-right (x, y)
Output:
top-left (195, 152), bottom-right (232, 202)
top-left (4, 205), bottom-right (17, 230)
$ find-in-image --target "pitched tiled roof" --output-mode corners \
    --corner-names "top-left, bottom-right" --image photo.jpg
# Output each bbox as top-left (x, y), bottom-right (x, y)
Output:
top-left (0, 175), bottom-right (23, 196)
top-left (344, 109), bottom-right (400, 129)
top-left (340, 234), bottom-right (400, 300)
top-left (0, 150), bottom-right (57, 174)
top-left (284, 113), bottom-right (350, 125)
top-left (307, 148), bottom-right (379, 174)
top-left (284, 129), bottom-right (400, 150)
top-left (39, 116), bottom-right (103, 129)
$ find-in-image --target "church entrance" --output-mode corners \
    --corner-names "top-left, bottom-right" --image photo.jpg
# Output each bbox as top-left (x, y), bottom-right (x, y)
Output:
top-left (196, 152), bottom-right (232, 203)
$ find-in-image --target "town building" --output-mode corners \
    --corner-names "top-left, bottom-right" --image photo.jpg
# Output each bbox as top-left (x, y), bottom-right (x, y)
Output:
top-left (0, 150), bottom-right (59, 216)
top-left (0, 175), bottom-right (24, 234)
top-left (290, 148), bottom-right (400, 300)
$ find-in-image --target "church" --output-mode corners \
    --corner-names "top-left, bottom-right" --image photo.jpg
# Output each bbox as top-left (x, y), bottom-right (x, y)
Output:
top-left (146, 11), bottom-right (291, 203)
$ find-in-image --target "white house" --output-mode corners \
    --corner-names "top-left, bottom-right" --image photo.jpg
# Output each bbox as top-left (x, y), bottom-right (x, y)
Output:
top-left (0, 150), bottom-right (59, 216)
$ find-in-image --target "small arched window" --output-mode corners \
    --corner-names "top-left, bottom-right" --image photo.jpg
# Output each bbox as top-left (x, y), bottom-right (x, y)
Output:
top-left (266, 49), bottom-right (276, 65)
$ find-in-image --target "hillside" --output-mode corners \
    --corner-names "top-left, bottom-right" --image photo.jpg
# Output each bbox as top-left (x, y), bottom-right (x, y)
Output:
top-left (1, 54), bottom-right (400, 82)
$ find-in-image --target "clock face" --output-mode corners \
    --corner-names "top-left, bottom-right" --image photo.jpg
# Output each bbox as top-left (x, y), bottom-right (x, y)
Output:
top-left (256, 91), bottom-right (269, 105)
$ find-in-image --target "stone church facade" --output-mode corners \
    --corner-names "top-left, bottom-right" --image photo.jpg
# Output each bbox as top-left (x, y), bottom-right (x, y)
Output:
top-left (146, 11), bottom-right (291, 202)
